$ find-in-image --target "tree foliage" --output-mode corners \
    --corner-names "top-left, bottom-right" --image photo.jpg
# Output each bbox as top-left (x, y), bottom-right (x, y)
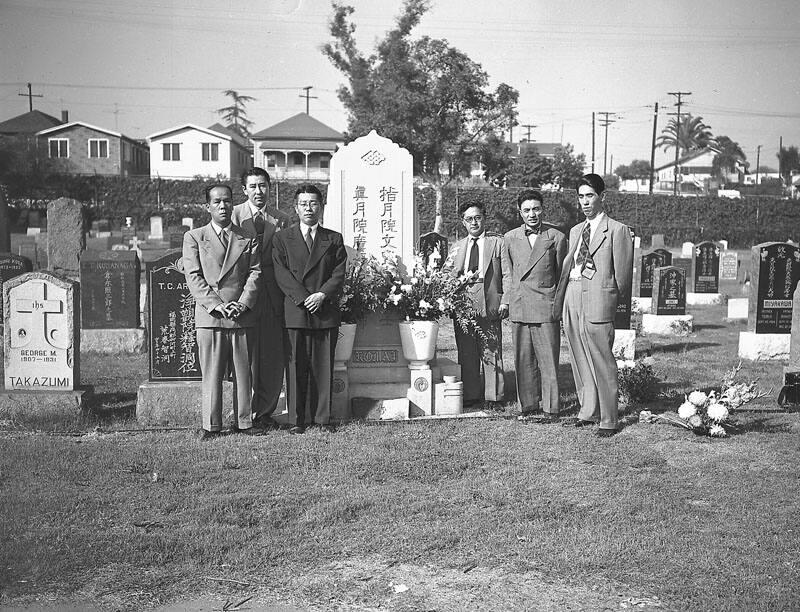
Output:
top-left (657, 114), bottom-right (714, 157)
top-left (216, 89), bottom-right (256, 139)
top-left (322, 0), bottom-right (518, 230)
top-left (550, 144), bottom-right (586, 190)
top-left (778, 146), bottom-right (800, 181)
top-left (504, 145), bottom-right (554, 188)
top-left (711, 135), bottom-right (747, 179)
top-left (615, 159), bottom-right (652, 180)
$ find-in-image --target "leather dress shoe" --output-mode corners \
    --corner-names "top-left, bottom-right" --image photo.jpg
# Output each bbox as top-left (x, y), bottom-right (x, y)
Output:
top-left (595, 428), bottom-right (618, 438)
top-left (232, 426), bottom-right (264, 436)
top-left (289, 425), bottom-right (306, 435)
top-left (252, 415), bottom-right (280, 430)
top-left (196, 429), bottom-right (222, 441)
top-left (573, 419), bottom-right (596, 428)
top-left (319, 424), bottom-right (336, 433)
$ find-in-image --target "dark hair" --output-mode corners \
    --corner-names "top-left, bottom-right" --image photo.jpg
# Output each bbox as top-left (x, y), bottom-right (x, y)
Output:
top-left (517, 189), bottom-right (544, 208)
top-left (240, 167), bottom-right (271, 187)
top-left (205, 183), bottom-right (232, 202)
top-left (459, 201), bottom-right (485, 217)
top-left (294, 184), bottom-right (323, 203)
top-left (576, 173), bottom-right (605, 195)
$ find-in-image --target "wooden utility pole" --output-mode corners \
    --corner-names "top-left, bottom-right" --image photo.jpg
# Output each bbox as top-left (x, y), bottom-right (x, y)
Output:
top-left (597, 111), bottom-right (617, 176)
top-left (591, 112), bottom-right (596, 173)
top-left (667, 91), bottom-right (691, 195)
top-left (649, 102), bottom-right (659, 195)
top-left (755, 145), bottom-right (762, 191)
top-left (521, 123), bottom-right (537, 142)
top-left (299, 86), bottom-right (317, 114)
top-left (18, 82), bottom-right (43, 112)
top-left (779, 136), bottom-right (783, 184)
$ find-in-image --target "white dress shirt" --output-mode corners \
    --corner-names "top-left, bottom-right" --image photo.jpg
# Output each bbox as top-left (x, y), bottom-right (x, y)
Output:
top-left (570, 212), bottom-right (606, 279)
top-left (300, 223), bottom-right (318, 243)
top-left (463, 232), bottom-right (485, 276)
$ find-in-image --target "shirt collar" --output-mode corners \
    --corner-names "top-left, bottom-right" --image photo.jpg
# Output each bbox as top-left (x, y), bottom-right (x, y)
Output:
top-left (586, 211), bottom-right (606, 229)
top-left (300, 223), bottom-right (319, 236)
top-left (247, 201), bottom-right (266, 217)
top-left (211, 220), bottom-right (230, 235)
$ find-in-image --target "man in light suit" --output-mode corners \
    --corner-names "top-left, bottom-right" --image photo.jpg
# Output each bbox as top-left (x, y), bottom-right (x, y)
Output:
top-left (183, 184), bottom-right (262, 439)
top-left (272, 185), bottom-right (347, 434)
top-left (555, 174), bottom-right (633, 437)
top-left (501, 189), bottom-right (567, 422)
top-left (450, 202), bottom-right (505, 406)
top-left (231, 167), bottom-right (291, 429)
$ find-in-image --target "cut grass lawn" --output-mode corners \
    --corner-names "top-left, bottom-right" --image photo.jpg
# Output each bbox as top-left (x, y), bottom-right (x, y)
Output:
top-left (1, 290), bottom-right (799, 611)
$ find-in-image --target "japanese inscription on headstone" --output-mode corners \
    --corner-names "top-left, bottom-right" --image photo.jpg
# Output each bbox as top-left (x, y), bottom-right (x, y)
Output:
top-left (639, 248), bottom-right (673, 298)
top-left (3, 271), bottom-right (79, 390)
top-left (147, 250), bottom-right (200, 380)
top-left (652, 266), bottom-right (686, 316)
top-left (693, 241), bottom-right (721, 293)
top-left (80, 250), bottom-right (140, 329)
top-left (749, 242), bottom-right (800, 334)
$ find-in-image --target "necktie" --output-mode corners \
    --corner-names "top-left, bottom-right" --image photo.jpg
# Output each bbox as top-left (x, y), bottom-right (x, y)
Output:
top-left (220, 228), bottom-right (229, 250)
top-left (576, 223), bottom-right (591, 268)
top-left (304, 229), bottom-right (314, 253)
top-left (253, 211), bottom-right (265, 236)
top-left (467, 237), bottom-right (479, 273)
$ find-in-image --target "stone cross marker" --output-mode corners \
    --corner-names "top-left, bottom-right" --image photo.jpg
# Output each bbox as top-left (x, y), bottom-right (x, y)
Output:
top-left (693, 241), bottom-right (721, 293)
top-left (47, 198), bottom-right (85, 277)
top-left (80, 250), bottom-right (140, 329)
top-left (326, 130), bottom-right (417, 268)
top-left (748, 242), bottom-right (800, 334)
top-left (639, 248), bottom-right (673, 298)
top-left (720, 250), bottom-right (738, 281)
top-left (652, 266), bottom-right (686, 315)
top-left (147, 250), bottom-right (200, 381)
top-left (3, 271), bottom-right (79, 390)
top-left (0, 253), bottom-right (33, 301)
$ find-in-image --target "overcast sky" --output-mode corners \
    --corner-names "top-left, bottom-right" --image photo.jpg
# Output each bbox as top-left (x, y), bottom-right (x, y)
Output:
top-left (2, 0), bottom-right (798, 171)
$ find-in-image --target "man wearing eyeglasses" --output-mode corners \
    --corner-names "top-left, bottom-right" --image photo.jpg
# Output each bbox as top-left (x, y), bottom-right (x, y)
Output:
top-left (272, 185), bottom-right (347, 434)
top-left (449, 202), bottom-right (506, 407)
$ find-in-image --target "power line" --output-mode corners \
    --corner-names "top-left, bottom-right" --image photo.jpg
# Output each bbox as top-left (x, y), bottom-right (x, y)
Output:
top-left (18, 83), bottom-right (43, 112)
top-left (667, 91), bottom-right (691, 196)
top-left (299, 86), bottom-right (318, 115)
top-left (0, 82), bottom-right (304, 92)
top-left (597, 112), bottom-right (617, 176)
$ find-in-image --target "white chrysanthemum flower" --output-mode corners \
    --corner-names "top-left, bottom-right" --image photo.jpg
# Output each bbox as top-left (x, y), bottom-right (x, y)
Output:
top-left (688, 391), bottom-right (708, 407)
top-left (411, 277), bottom-right (419, 285)
top-left (400, 284), bottom-right (412, 293)
top-left (706, 403), bottom-right (729, 422)
top-left (688, 414), bottom-right (703, 428)
top-left (436, 297), bottom-right (446, 309)
top-left (389, 294), bottom-right (402, 305)
top-left (678, 401), bottom-right (697, 419)
top-left (709, 424), bottom-right (727, 437)
top-left (418, 299), bottom-right (431, 310)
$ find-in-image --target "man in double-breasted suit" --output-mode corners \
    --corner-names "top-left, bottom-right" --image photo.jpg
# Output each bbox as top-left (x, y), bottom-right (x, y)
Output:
top-left (450, 202), bottom-right (505, 406)
top-left (501, 189), bottom-right (567, 422)
top-left (183, 184), bottom-right (261, 439)
top-left (555, 174), bottom-right (633, 437)
top-left (272, 184), bottom-right (347, 434)
top-left (232, 167), bottom-right (292, 429)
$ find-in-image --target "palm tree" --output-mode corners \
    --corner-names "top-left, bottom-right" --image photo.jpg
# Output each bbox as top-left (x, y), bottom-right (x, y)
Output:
top-left (711, 135), bottom-right (747, 181)
top-left (656, 114), bottom-right (714, 158)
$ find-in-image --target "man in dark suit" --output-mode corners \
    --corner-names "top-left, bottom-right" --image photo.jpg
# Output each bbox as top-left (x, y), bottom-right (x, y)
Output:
top-left (449, 201), bottom-right (505, 406)
top-left (231, 167), bottom-right (291, 429)
top-left (501, 189), bottom-right (567, 422)
top-left (272, 184), bottom-right (347, 434)
top-left (183, 184), bottom-right (262, 439)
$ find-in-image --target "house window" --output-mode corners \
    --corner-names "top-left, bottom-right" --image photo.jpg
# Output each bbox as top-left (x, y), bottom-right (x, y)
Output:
top-left (291, 152), bottom-right (304, 165)
top-left (162, 143), bottom-right (180, 161)
top-left (319, 155), bottom-right (330, 169)
top-left (89, 139), bottom-right (109, 158)
top-left (266, 153), bottom-right (277, 169)
top-left (48, 138), bottom-right (68, 158)
top-left (201, 143), bottom-right (219, 161)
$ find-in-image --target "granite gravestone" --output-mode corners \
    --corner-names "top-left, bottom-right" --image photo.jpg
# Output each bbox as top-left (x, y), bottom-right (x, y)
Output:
top-left (720, 250), bottom-right (739, 281)
top-left (749, 242), bottom-right (800, 334)
top-left (693, 241), bottom-right (721, 293)
top-left (0, 189), bottom-right (9, 252)
top-left (168, 226), bottom-right (189, 250)
top-left (47, 198), bottom-right (85, 277)
top-left (80, 250), bottom-right (140, 329)
top-left (639, 248), bottom-right (673, 298)
top-left (651, 234), bottom-right (665, 249)
top-left (652, 266), bottom-right (686, 315)
top-left (418, 232), bottom-right (448, 270)
top-left (790, 283), bottom-right (800, 372)
top-left (0, 253), bottom-right (33, 301)
top-left (672, 257), bottom-right (693, 293)
top-left (3, 271), bottom-right (80, 390)
top-left (147, 250), bottom-right (200, 381)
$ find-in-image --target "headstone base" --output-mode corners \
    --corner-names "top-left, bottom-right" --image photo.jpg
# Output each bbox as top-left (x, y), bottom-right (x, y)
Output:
top-left (727, 298), bottom-right (748, 320)
top-left (642, 314), bottom-right (694, 336)
top-left (81, 328), bottom-right (146, 354)
top-left (350, 397), bottom-right (409, 420)
top-left (136, 380), bottom-right (232, 427)
top-left (613, 329), bottom-right (636, 361)
top-left (331, 363), bottom-right (350, 421)
top-left (737, 332), bottom-right (790, 361)
top-left (687, 292), bottom-right (724, 306)
top-left (0, 388), bottom-right (92, 422)
top-left (434, 380), bottom-right (464, 415)
top-left (407, 365), bottom-right (434, 416)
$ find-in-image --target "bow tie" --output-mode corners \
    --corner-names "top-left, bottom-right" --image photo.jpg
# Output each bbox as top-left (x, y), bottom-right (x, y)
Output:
top-left (524, 226), bottom-right (541, 236)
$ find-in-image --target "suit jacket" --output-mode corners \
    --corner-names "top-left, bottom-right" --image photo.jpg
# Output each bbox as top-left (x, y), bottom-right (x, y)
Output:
top-left (183, 223), bottom-right (261, 328)
top-left (231, 202), bottom-right (284, 319)
top-left (554, 214), bottom-right (634, 323)
top-left (272, 224), bottom-right (347, 329)
top-left (450, 233), bottom-right (504, 318)
top-left (501, 224), bottom-right (567, 323)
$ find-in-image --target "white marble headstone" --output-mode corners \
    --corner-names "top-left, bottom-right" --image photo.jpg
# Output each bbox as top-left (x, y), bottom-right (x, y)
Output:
top-left (149, 216), bottom-right (164, 240)
top-left (181, 217), bottom-right (194, 230)
top-left (326, 130), bottom-right (417, 267)
top-left (681, 242), bottom-right (694, 257)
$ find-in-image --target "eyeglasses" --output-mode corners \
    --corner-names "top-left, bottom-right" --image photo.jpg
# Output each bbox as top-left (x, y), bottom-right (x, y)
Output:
top-left (463, 215), bottom-right (483, 223)
top-left (297, 202), bottom-right (320, 209)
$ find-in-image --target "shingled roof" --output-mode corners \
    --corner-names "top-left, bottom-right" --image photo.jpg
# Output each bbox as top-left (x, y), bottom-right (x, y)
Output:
top-left (251, 113), bottom-right (344, 142)
top-left (0, 110), bottom-right (62, 135)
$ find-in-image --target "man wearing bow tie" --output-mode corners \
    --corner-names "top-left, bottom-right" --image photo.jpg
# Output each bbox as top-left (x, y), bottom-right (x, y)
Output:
top-left (450, 202), bottom-right (506, 407)
top-left (183, 184), bottom-right (262, 439)
top-left (232, 167), bottom-right (291, 429)
top-left (501, 189), bottom-right (567, 422)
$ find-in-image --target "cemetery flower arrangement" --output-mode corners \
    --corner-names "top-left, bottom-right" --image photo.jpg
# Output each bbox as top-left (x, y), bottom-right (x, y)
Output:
top-left (338, 253), bottom-right (395, 324)
top-left (639, 362), bottom-right (770, 438)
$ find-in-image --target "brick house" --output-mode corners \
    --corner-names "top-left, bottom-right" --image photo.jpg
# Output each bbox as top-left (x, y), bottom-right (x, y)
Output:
top-left (36, 121), bottom-right (149, 176)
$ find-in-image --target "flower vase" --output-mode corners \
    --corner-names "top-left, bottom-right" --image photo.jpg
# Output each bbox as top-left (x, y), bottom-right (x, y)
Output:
top-left (398, 320), bottom-right (439, 367)
top-left (334, 323), bottom-right (358, 363)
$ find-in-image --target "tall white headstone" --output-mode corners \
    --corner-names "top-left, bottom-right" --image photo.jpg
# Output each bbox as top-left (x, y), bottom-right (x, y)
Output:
top-left (326, 130), bottom-right (417, 267)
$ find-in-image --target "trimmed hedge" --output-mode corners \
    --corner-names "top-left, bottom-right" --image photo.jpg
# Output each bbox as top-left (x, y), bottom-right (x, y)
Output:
top-left (4, 173), bottom-right (799, 248)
